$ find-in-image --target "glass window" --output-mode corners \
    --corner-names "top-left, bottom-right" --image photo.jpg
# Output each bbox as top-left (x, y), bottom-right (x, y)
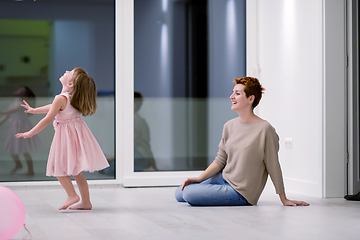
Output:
top-left (0, 0), bottom-right (115, 182)
top-left (134, 0), bottom-right (246, 172)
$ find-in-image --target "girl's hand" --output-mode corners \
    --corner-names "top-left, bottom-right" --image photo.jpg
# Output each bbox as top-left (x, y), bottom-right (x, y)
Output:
top-left (181, 177), bottom-right (202, 191)
top-left (15, 132), bottom-right (33, 139)
top-left (21, 100), bottom-right (34, 114)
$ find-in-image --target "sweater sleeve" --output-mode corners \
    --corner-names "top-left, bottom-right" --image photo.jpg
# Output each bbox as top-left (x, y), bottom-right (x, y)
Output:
top-left (213, 124), bottom-right (228, 169)
top-left (263, 125), bottom-right (285, 194)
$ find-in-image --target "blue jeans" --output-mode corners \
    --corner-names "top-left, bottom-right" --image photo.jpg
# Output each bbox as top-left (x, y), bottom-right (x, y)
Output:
top-left (175, 172), bottom-right (250, 206)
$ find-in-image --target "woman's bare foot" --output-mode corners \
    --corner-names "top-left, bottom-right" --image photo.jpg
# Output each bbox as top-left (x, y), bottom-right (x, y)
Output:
top-left (68, 202), bottom-right (92, 210)
top-left (59, 195), bottom-right (80, 210)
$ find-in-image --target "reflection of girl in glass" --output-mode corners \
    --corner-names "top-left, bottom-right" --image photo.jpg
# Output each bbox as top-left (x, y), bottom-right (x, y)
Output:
top-left (16, 68), bottom-right (109, 210)
top-left (0, 86), bottom-right (40, 175)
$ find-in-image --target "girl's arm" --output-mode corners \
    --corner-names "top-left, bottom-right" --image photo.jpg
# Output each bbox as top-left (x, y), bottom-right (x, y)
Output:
top-left (181, 161), bottom-right (223, 190)
top-left (21, 100), bottom-right (51, 114)
top-left (15, 96), bottom-right (66, 138)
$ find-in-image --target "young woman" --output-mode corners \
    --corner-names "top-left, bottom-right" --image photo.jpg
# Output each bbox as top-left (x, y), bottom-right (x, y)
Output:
top-left (175, 77), bottom-right (309, 207)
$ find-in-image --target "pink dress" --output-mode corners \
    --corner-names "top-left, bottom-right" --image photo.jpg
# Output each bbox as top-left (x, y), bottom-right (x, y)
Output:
top-left (46, 92), bottom-right (109, 177)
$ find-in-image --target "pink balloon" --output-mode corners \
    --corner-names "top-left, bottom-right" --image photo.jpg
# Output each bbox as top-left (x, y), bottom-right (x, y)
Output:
top-left (0, 186), bottom-right (26, 240)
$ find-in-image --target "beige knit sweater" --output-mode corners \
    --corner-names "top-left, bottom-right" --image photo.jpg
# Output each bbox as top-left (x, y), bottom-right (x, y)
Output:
top-left (214, 118), bottom-right (285, 205)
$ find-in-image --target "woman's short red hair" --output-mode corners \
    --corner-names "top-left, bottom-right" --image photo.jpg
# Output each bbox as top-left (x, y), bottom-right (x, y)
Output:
top-left (233, 77), bottom-right (265, 109)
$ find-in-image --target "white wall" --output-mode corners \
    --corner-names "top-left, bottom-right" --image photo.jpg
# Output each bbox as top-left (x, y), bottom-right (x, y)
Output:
top-left (247, 0), bottom-right (346, 197)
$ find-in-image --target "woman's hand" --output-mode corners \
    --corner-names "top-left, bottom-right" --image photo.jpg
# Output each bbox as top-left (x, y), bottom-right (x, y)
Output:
top-left (282, 199), bottom-right (310, 207)
top-left (181, 177), bottom-right (202, 191)
top-left (15, 131), bottom-right (33, 139)
top-left (180, 162), bottom-right (223, 191)
top-left (21, 100), bottom-right (35, 114)
top-left (279, 192), bottom-right (309, 206)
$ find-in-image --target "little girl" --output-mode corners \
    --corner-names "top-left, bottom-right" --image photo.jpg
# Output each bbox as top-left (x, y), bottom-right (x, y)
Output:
top-left (16, 67), bottom-right (109, 210)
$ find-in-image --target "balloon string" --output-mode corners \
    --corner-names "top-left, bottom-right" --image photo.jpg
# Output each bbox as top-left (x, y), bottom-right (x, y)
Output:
top-left (23, 224), bottom-right (32, 240)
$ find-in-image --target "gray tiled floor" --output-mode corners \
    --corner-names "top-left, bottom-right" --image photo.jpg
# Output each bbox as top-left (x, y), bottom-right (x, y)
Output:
top-left (7, 184), bottom-right (360, 240)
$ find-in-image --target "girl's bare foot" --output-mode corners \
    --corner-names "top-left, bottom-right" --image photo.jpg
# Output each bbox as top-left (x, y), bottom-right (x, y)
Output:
top-left (10, 165), bottom-right (22, 175)
top-left (68, 202), bottom-right (92, 210)
top-left (26, 171), bottom-right (35, 176)
top-left (59, 195), bottom-right (80, 210)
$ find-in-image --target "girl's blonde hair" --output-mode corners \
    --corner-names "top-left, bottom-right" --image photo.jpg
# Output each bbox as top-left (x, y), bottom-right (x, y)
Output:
top-left (70, 67), bottom-right (97, 116)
